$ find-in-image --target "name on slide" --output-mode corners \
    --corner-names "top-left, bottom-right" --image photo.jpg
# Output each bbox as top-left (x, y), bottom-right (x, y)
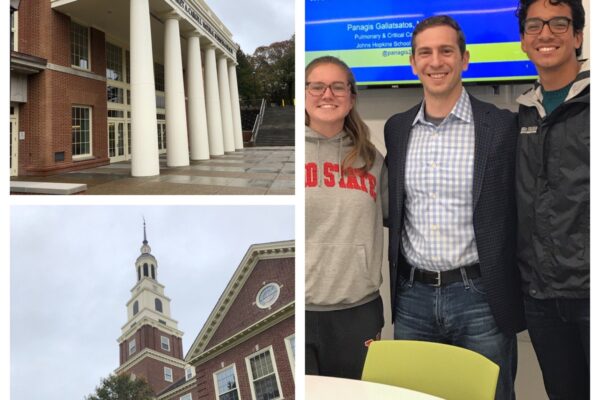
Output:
top-left (305, 162), bottom-right (378, 201)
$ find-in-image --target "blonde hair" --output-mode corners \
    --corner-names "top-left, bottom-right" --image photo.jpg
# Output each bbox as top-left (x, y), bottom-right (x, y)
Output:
top-left (305, 56), bottom-right (376, 174)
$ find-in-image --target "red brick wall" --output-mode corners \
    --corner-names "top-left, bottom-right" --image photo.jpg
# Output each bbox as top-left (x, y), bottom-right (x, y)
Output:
top-left (124, 356), bottom-right (185, 395)
top-left (120, 325), bottom-right (184, 365)
top-left (206, 257), bottom-right (295, 348)
top-left (16, 0), bottom-right (110, 175)
top-left (194, 316), bottom-right (295, 400)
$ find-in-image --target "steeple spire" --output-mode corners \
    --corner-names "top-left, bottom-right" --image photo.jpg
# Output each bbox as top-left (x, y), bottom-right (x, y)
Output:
top-left (143, 217), bottom-right (148, 245)
top-left (140, 218), bottom-right (152, 255)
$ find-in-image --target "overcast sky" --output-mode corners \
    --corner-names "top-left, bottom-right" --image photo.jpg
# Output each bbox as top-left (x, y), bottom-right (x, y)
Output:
top-left (204, 0), bottom-right (295, 55)
top-left (10, 205), bottom-right (294, 400)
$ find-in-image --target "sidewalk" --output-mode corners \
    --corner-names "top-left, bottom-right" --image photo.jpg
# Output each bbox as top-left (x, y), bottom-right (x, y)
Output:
top-left (11, 147), bottom-right (295, 195)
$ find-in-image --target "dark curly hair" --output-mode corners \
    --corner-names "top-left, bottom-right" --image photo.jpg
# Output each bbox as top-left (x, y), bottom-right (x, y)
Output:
top-left (516, 0), bottom-right (585, 57)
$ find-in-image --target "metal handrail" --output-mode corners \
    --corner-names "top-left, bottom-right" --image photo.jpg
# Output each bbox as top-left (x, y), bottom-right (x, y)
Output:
top-left (251, 98), bottom-right (267, 143)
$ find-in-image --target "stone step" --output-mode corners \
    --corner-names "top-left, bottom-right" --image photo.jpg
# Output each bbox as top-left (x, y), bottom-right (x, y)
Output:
top-left (11, 181), bottom-right (87, 195)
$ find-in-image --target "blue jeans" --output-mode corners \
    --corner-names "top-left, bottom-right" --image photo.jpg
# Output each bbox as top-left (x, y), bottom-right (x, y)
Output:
top-left (394, 272), bottom-right (517, 400)
top-left (524, 296), bottom-right (589, 400)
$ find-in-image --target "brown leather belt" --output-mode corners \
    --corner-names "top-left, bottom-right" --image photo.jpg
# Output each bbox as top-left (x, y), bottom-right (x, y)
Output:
top-left (402, 263), bottom-right (481, 287)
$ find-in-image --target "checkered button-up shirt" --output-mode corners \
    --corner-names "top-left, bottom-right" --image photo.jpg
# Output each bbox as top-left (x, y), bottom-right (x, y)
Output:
top-left (401, 88), bottom-right (479, 271)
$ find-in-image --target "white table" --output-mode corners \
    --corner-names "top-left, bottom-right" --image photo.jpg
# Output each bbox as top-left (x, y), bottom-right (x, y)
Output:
top-left (306, 375), bottom-right (445, 400)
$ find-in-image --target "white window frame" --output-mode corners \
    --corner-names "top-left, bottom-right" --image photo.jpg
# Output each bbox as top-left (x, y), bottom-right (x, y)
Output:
top-left (255, 283), bottom-right (281, 309)
top-left (11, 10), bottom-right (18, 52)
top-left (185, 366), bottom-right (194, 381)
top-left (128, 339), bottom-right (136, 355)
top-left (70, 21), bottom-right (90, 71)
top-left (180, 394), bottom-right (192, 400)
top-left (213, 364), bottom-right (240, 400)
top-left (71, 105), bottom-right (93, 159)
top-left (245, 346), bottom-right (283, 400)
top-left (164, 366), bottom-right (173, 382)
top-left (161, 335), bottom-right (170, 351)
top-left (284, 334), bottom-right (295, 380)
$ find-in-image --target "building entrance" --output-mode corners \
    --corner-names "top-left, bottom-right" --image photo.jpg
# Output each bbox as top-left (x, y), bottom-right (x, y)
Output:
top-left (157, 120), bottom-right (166, 155)
top-left (108, 119), bottom-right (128, 163)
top-left (10, 106), bottom-right (18, 176)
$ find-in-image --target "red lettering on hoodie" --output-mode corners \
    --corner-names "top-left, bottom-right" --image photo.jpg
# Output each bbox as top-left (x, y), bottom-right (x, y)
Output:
top-left (323, 162), bottom-right (337, 187)
top-left (305, 162), bottom-right (317, 187)
top-left (305, 162), bottom-right (378, 201)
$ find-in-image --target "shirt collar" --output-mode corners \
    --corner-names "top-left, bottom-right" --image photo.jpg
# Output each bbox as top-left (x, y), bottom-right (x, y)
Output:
top-left (412, 87), bottom-right (473, 127)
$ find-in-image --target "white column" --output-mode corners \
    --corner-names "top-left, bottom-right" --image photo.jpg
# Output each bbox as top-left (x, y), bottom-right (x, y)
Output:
top-left (130, 0), bottom-right (159, 177)
top-left (186, 34), bottom-right (210, 160)
top-left (228, 61), bottom-right (244, 150)
top-left (203, 45), bottom-right (224, 156)
top-left (164, 15), bottom-right (189, 167)
top-left (217, 55), bottom-right (235, 153)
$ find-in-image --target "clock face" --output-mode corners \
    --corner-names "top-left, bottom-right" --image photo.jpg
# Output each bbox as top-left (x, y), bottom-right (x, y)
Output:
top-left (256, 283), bottom-right (280, 309)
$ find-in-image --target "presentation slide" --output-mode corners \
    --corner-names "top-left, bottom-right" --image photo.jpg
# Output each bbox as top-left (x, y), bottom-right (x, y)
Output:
top-left (306, 0), bottom-right (538, 85)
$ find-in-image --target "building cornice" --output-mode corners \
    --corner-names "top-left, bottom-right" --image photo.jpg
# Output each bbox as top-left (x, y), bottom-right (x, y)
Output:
top-left (185, 241), bottom-right (295, 359)
top-left (187, 301), bottom-right (294, 365)
top-left (118, 319), bottom-right (183, 343)
top-left (115, 348), bottom-right (187, 375)
top-left (167, 0), bottom-right (237, 57)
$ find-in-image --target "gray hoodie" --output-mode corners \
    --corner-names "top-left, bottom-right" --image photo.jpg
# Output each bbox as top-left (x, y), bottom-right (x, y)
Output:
top-left (305, 126), bottom-right (388, 311)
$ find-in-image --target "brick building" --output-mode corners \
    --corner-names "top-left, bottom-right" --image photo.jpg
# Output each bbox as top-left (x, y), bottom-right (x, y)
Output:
top-left (10, 0), bottom-right (244, 177)
top-left (116, 224), bottom-right (295, 400)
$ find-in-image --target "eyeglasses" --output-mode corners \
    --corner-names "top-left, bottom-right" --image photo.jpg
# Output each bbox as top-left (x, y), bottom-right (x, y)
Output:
top-left (524, 17), bottom-right (572, 35)
top-left (305, 82), bottom-right (351, 97)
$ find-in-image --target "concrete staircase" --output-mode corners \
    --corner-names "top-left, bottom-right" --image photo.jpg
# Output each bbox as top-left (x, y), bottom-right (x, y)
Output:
top-left (254, 106), bottom-right (295, 147)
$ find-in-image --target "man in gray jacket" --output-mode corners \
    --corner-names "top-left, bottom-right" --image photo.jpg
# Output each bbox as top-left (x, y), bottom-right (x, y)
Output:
top-left (515, 1), bottom-right (589, 399)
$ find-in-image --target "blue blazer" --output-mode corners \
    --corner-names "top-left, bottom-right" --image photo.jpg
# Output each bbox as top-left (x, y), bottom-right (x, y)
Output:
top-left (384, 94), bottom-right (525, 335)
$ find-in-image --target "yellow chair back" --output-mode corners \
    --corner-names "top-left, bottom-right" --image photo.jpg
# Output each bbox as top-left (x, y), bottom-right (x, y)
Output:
top-left (361, 340), bottom-right (499, 400)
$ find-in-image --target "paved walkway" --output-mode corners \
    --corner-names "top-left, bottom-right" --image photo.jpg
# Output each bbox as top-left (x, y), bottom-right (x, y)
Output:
top-left (11, 147), bottom-right (295, 195)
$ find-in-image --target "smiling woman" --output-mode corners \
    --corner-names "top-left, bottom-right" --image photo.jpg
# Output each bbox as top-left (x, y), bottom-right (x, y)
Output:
top-left (304, 56), bottom-right (388, 380)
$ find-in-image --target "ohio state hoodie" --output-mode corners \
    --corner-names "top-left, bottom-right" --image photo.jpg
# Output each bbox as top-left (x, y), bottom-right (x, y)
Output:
top-left (305, 126), bottom-right (388, 311)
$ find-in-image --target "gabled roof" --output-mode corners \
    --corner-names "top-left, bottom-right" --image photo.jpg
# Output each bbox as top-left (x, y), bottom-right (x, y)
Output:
top-left (185, 240), bottom-right (294, 364)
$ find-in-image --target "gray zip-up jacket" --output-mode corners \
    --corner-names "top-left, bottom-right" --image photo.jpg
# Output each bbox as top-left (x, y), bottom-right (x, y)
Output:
top-left (516, 60), bottom-right (589, 299)
top-left (305, 126), bottom-right (388, 311)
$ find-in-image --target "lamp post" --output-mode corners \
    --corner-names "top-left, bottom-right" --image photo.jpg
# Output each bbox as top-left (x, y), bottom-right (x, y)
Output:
top-left (252, 71), bottom-right (257, 104)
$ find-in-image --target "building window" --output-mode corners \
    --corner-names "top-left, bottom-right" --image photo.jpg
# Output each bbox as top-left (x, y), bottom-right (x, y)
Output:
top-left (107, 86), bottom-right (124, 103)
top-left (155, 298), bottom-right (163, 313)
top-left (128, 339), bottom-right (136, 355)
top-left (256, 283), bottom-right (280, 309)
top-left (214, 365), bottom-right (240, 400)
top-left (71, 106), bottom-right (91, 157)
top-left (246, 348), bottom-right (282, 400)
top-left (71, 21), bottom-right (89, 69)
top-left (151, 265), bottom-right (155, 279)
top-left (10, 11), bottom-right (18, 52)
top-left (164, 367), bottom-right (173, 382)
top-left (143, 263), bottom-right (148, 277)
top-left (126, 51), bottom-right (131, 83)
top-left (137, 266), bottom-right (141, 281)
top-left (161, 336), bottom-right (170, 351)
top-left (154, 63), bottom-right (165, 91)
top-left (285, 335), bottom-right (295, 379)
top-left (185, 367), bottom-right (194, 381)
top-left (133, 301), bottom-right (139, 316)
top-left (180, 394), bottom-right (192, 400)
top-left (106, 42), bottom-right (123, 81)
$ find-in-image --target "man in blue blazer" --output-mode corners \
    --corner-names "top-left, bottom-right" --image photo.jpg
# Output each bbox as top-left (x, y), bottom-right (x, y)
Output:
top-left (384, 16), bottom-right (525, 400)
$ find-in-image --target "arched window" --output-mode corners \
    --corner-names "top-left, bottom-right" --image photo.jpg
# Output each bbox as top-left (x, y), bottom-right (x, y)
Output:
top-left (155, 298), bottom-right (163, 313)
top-left (133, 301), bottom-right (139, 315)
top-left (143, 263), bottom-right (148, 277)
top-left (151, 265), bottom-right (155, 279)
top-left (137, 266), bottom-right (141, 281)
